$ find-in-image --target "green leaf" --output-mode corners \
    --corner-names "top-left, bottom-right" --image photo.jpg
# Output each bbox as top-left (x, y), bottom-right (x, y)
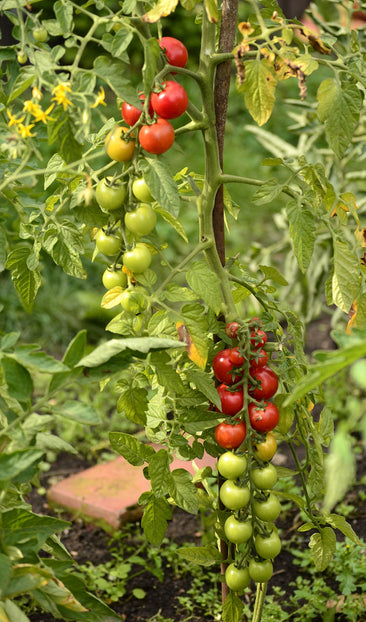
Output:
top-left (323, 432), bottom-right (355, 512)
top-left (48, 330), bottom-right (87, 393)
top-left (54, 0), bottom-right (73, 33)
top-left (186, 261), bottom-right (222, 314)
top-left (332, 238), bottom-right (360, 313)
top-left (6, 246), bottom-right (41, 311)
top-left (177, 545), bottom-right (222, 566)
top-left (93, 56), bottom-right (139, 104)
top-left (0, 555), bottom-right (13, 597)
top-left (35, 433), bottom-right (77, 455)
top-left (286, 199), bottom-right (316, 272)
top-left (117, 387), bottom-right (148, 425)
top-left (51, 400), bottom-right (101, 425)
top-left (0, 450), bottom-right (44, 481)
top-left (309, 527), bottom-right (336, 571)
top-left (141, 158), bottom-right (181, 216)
top-left (44, 154), bottom-right (66, 190)
top-left (2, 598), bottom-right (30, 622)
top-left (109, 431), bottom-right (155, 466)
top-left (77, 337), bottom-right (184, 368)
top-left (284, 340), bottom-right (366, 405)
top-left (185, 368), bottom-right (221, 409)
top-left (170, 469), bottom-right (198, 514)
top-left (2, 509), bottom-right (69, 553)
top-left (222, 591), bottom-right (244, 622)
top-left (253, 178), bottom-right (283, 206)
top-left (154, 205), bottom-right (188, 242)
top-left (259, 265), bottom-right (288, 286)
top-left (317, 78), bottom-right (363, 158)
top-left (239, 58), bottom-right (277, 126)
top-left (148, 449), bottom-right (173, 496)
top-left (8, 67), bottom-right (34, 103)
top-left (12, 346), bottom-right (67, 373)
top-left (142, 38), bottom-right (161, 92)
top-left (325, 513), bottom-right (362, 545)
top-left (2, 358), bottom-right (33, 402)
top-left (161, 283), bottom-right (197, 302)
top-left (141, 497), bottom-right (172, 546)
top-left (42, 220), bottom-right (86, 279)
top-left (150, 350), bottom-right (185, 394)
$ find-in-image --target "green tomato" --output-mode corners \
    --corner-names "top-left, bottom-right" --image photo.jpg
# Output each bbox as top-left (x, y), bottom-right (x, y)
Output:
top-left (120, 287), bottom-right (147, 314)
top-left (225, 564), bottom-right (250, 592)
top-left (95, 230), bottom-right (122, 256)
top-left (248, 558), bottom-right (273, 583)
top-left (219, 480), bottom-right (250, 511)
top-left (251, 464), bottom-right (278, 490)
top-left (123, 243), bottom-right (151, 274)
top-left (102, 266), bottom-right (127, 289)
top-left (17, 51), bottom-right (28, 64)
top-left (217, 452), bottom-right (247, 480)
top-left (254, 531), bottom-right (282, 559)
top-left (253, 493), bottom-right (281, 522)
top-left (132, 177), bottom-right (154, 202)
top-left (224, 515), bottom-right (252, 544)
top-left (96, 177), bottom-right (127, 211)
top-left (124, 204), bottom-right (157, 236)
top-left (33, 25), bottom-right (48, 42)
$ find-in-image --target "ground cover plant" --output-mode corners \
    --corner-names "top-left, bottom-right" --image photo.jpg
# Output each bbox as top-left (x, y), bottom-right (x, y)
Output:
top-left (1, 0), bottom-right (366, 621)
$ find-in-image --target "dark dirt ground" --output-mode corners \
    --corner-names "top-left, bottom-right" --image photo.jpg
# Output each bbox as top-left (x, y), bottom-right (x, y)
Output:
top-left (26, 317), bottom-right (366, 621)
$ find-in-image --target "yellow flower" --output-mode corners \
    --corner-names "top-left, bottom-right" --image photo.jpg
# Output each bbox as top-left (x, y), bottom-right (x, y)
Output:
top-left (23, 100), bottom-right (39, 114)
top-left (7, 109), bottom-right (25, 127)
top-left (52, 82), bottom-right (73, 110)
top-left (32, 85), bottom-right (43, 100)
top-left (17, 123), bottom-right (36, 138)
top-left (91, 86), bottom-right (107, 108)
top-left (32, 103), bottom-right (55, 124)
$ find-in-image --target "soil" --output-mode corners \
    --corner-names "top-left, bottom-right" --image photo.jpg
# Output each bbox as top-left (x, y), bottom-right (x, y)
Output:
top-left (26, 317), bottom-right (366, 622)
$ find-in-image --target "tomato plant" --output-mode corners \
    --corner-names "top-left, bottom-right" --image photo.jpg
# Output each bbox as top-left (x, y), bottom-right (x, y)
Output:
top-left (159, 36), bottom-right (188, 68)
top-left (124, 204), bottom-right (157, 237)
top-left (122, 243), bottom-right (152, 273)
top-left (120, 287), bottom-right (147, 313)
top-left (217, 451), bottom-right (247, 479)
top-left (95, 177), bottom-right (127, 212)
top-left (95, 230), bottom-right (122, 256)
top-left (248, 401), bottom-right (280, 433)
top-left (215, 421), bottom-right (246, 450)
top-left (151, 81), bottom-right (188, 120)
top-left (105, 127), bottom-right (135, 162)
top-left (138, 119), bottom-right (175, 154)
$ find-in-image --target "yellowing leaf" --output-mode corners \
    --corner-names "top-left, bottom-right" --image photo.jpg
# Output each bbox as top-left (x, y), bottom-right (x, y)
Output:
top-left (240, 58), bottom-right (277, 126)
top-left (101, 286), bottom-right (124, 309)
top-left (176, 322), bottom-right (206, 369)
top-left (143, 0), bottom-right (179, 22)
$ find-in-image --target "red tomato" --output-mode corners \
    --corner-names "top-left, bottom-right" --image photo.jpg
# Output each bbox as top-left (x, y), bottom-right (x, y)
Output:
top-left (250, 328), bottom-right (267, 351)
top-left (248, 401), bottom-right (279, 433)
top-left (217, 384), bottom-right (244, 416)
top-left (138, 119), bottom-right (175, 154)
top-left (121, 94), bottom-right (153, 126)
top-left (249, 365), bottom-right (278, 400)
top-left (159, 36), bottom-right (188, 68)
top-left (225, 322), bottom-right (241, 339)
top-left (229, 347), bottom-right (245, 366)
top-left (151, 81), bottom-right (188, 120)
top-left (212, 349), bottom-right (242, 385)
top-left (250, 348), bottom-right (268, 369)
top-left (215, 421), bottom-right (246, 449)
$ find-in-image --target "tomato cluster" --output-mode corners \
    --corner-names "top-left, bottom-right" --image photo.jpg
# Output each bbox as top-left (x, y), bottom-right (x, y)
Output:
top-left (218, 444), bottom-right (281, 592)
top-left (213, 320), bottom-right (279, 450)
top-left (213, 319), bottom-right (282, 592)
top-left (91, 36), bottom-right (190, 327)
top-left (119, 37), bottom-right (189, 155)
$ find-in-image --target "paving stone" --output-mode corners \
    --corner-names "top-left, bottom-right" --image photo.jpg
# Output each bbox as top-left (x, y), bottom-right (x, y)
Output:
top-left (48, 449), bottom-right (217, 530)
